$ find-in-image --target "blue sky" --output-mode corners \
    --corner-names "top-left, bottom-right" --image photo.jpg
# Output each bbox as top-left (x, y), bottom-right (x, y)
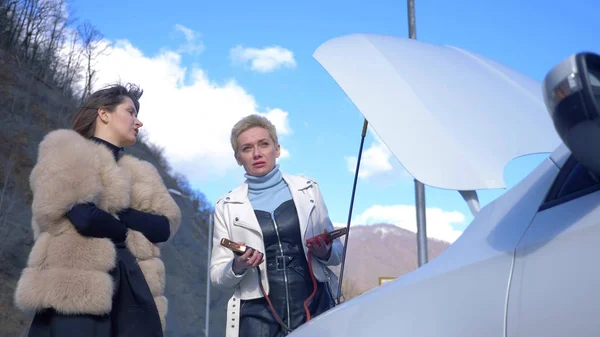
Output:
top-left (68, 0), bottom-right (598, 243)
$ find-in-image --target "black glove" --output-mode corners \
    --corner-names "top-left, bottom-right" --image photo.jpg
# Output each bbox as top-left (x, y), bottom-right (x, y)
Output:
top-left (117, 208), bottom-right (171, 243)
top-left (66, 203), bottom-right (127, 243)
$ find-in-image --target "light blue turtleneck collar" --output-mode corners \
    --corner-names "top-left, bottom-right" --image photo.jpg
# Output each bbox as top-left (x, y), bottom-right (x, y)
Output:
top-left (244, 164), bottom-right (292, 213)
top-left (245, 164), bottom-right (282, 191)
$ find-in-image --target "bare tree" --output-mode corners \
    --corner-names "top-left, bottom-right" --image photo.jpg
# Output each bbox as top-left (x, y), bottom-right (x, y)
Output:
top-left (19, 0), bottom-right (38, 59)
top-left (0, 157), bottom-right (18, 257)
top-left (39, 0), bottom-right (69, 81)
top-left (0, 1), bottom-right (18, 47)
top-left (1, 0), bottom-right (85, 98)
top-left (0, 158), bottom-right (14, 217)
top-left (59, 27), bottom-right (82, 95)
top-left (78, 20), bottom-right (106, 102)
top-left (8, 0), bottom-right (28, 54)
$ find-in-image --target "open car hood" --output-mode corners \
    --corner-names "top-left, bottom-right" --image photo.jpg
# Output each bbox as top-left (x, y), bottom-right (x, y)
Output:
top-left (313, 33), bottom-right (561, 190)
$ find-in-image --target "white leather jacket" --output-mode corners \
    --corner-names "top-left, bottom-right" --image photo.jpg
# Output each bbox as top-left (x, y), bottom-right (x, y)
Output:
top-left (210, 173), bottom-right (343, 337)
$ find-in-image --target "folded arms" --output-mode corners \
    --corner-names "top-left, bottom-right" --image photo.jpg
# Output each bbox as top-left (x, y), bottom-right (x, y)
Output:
top-left (66, 203), bottom-right (171, 244)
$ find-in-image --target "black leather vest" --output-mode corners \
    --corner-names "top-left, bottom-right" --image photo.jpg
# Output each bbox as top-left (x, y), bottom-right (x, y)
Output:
top-left (239, 199), bottom-right (334, 336)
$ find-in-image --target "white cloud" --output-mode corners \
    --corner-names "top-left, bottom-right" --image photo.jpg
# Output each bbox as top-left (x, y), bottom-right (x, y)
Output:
top-left (333, 222), bottom-right (348, 229)
top-left (265, 108), bottom-right (292, 135)
top-left (350, 204), bottom-right (466, 243)
top-left (345, 127), bottom-right (412, 181)
top-left (175, 24), bottom-right (195, 41)
top-left (279, 147), bottom-right (290, 159)
top-left (174, 24), bottom-right (205, 55)
top-left (86, 39), bottom-right (292, 181)
top-left (345, 138), bottom-right (393, 178)
top-left (230, 45), bottom-right (296, 73)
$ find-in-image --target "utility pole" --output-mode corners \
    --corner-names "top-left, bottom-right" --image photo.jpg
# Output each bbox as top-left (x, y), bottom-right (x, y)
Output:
top-left (407, 0), bottom-right (428, 267)
top-left (204, 213), bottom-right (213, 337)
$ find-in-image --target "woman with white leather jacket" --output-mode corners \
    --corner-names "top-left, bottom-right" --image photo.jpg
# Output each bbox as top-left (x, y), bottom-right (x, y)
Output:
top-left (210, 114), bottom-right (343, 337)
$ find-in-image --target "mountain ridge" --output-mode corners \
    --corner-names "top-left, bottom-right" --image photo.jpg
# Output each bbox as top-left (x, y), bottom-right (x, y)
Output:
top-left (334, 223), bottom-right (451, 299)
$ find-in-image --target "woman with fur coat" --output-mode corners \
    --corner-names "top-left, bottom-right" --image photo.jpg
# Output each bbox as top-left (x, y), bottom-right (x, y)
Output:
top-left (14, 83), bottom-right (181, 337)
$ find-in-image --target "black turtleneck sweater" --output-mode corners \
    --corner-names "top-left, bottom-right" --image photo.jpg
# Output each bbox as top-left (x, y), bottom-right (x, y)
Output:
top-left (65, 137), bottom-right (170, 244)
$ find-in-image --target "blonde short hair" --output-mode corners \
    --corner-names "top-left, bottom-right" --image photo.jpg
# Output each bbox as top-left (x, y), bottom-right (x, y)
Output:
top-left (230, 114), bottom-right (278, 157)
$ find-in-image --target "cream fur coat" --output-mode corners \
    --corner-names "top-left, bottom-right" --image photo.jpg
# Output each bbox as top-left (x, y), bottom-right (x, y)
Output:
top-left (14, 129), bottom-right (181, 331)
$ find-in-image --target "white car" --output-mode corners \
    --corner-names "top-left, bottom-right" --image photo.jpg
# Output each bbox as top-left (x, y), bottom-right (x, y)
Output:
top-left (288, 35), bottom-right (600, 337)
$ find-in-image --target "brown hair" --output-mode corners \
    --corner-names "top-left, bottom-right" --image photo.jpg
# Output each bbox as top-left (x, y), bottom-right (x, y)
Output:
top-left (72, 83), bottom-right (144, 138)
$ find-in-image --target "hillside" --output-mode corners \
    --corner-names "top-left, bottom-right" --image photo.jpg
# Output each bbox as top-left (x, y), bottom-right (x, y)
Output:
top-left (0, 1), bottom-right (236, 335)
top-left (0, 50), bottom-right (228, 337)
top-left (335, 223), bottom-right (451, 299)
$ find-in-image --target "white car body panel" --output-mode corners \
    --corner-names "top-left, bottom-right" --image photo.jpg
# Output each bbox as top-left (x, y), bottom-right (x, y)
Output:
top-left (290, 151), bottom-right (562, 336)
top-left (293, 33), bottom-right (600, 337)
top-left (508, 174), bottom-right (600, 336)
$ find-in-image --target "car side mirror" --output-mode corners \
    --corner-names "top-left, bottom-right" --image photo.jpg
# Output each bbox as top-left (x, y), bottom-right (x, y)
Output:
top-left (543, 52), bottom-right (600, 175)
